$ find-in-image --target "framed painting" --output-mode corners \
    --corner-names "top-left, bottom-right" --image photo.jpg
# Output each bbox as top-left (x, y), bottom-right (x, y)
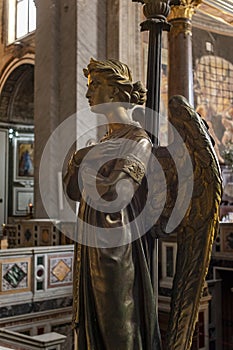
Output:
top-left (194, 54), bottom-right (233, 165)
top-left (13, 187), bottom-right (34, 216)
top-left (14, 134), bottom-right (34, 181)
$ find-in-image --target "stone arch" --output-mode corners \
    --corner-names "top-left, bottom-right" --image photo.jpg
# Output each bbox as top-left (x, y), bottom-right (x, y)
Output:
top-left (0, 58), bottom-right (35, 125)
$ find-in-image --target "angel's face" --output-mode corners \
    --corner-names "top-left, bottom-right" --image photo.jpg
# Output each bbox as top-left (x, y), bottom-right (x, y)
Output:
top-left (86, 72), bottom-right (115, 113)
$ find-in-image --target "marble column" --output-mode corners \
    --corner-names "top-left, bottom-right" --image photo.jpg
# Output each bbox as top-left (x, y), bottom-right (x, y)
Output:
top-left (167, 3), bottom-right (202, 349)
top-left (34, 0), bottom-right (77, 218)
top-left (168, 0), bottom-right (202, 105)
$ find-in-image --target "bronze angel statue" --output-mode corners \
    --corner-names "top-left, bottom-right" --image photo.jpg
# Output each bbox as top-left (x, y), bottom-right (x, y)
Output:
top-left (64, 58), bottom-right (222, 350)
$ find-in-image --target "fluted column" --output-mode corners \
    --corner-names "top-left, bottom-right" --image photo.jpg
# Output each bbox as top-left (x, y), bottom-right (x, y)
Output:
top-left (168, 0), bottom-right (202, 105)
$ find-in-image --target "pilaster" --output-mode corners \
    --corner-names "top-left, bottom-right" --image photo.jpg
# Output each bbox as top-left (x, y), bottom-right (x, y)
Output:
top-left (107, 0), bottom-right (142, 81)
top-left (77, 0), bottom-right (107, 111)
top-left (34, 0), bottom-right (77, 218)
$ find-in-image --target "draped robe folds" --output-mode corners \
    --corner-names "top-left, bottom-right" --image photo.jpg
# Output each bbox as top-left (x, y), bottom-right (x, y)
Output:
top-left (65, 124), bottom-right (162, 350)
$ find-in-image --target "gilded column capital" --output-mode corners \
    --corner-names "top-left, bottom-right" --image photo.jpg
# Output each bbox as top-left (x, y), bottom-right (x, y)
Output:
top-left (168, 0), bottom-right (202, 20)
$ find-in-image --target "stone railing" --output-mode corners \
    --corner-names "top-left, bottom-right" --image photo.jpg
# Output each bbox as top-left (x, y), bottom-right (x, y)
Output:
top-left (0, 328), bottom-right (66, 350)
top-left (0, 244), bottom-right (74, 307)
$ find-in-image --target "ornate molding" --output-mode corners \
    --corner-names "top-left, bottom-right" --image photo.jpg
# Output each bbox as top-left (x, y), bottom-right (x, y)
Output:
top-left (202, 0), bottom-right (233, 15)
top-left (193, 10), bottom-right (233, 36)
top-left (168, 0), bottom-right (202, 20)
top-left (142, 0), bottom-right (171, 19)
top-left (198, 1), bottom-right (233, 26)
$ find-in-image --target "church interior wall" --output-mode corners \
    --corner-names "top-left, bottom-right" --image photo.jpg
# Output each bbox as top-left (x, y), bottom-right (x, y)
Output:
top-left (0, 1), bottom-right (233, 349)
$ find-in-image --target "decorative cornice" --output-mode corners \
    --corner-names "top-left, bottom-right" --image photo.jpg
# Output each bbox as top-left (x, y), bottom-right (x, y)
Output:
top-left (193, 10), bottom-right (233, 36)
top-left (168, 0), bottom-right (202, 21)
top-left (198, 1), bottom-right (233, 26)
top-left (202, 0), bottom-right (233, 15)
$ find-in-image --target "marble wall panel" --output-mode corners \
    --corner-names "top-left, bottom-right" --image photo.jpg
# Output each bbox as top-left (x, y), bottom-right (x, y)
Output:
top-left (0, 257), bottom-right (31, 294)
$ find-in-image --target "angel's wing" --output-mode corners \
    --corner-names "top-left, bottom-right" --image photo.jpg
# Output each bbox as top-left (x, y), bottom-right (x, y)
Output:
top-left (148, 95), bottom-right (222, 349)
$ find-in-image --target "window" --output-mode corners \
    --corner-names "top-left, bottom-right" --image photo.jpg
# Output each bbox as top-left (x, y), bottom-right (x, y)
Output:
top-left (7, 0), bottom-right (36, 44)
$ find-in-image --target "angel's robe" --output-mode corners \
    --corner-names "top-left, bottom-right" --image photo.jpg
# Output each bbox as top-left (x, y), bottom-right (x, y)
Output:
top-left (65, 123), bottom-right (162, 350)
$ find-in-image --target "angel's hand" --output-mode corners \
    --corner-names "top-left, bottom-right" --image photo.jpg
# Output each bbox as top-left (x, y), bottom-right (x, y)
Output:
top-left (81, 165), bottom-right (136, 211)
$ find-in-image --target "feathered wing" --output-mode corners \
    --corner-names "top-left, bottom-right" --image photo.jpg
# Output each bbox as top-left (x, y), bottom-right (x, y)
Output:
top-left (150, 95), bottom-right (222, 350)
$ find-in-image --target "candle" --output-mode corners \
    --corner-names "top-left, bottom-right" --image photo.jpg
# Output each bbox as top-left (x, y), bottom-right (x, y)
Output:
top-left (28, 203), bottom-right (33, 216)
top-left (2, 223), bottom-right (6, 235)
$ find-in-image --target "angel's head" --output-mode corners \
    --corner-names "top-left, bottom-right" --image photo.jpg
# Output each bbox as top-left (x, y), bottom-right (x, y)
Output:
top-left (84, 58), bottom-right (146, 113)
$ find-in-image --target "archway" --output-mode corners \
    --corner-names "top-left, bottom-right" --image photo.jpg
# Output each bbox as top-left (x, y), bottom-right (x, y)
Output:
top-left (0, 62), bottom-right (34, 222)
top-left (0, 63), bottom-right (34, 125)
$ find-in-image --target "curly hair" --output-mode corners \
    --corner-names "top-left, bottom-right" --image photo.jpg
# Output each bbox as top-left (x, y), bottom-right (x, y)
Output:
top-left (83, 58), bottom-right (147, 106)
